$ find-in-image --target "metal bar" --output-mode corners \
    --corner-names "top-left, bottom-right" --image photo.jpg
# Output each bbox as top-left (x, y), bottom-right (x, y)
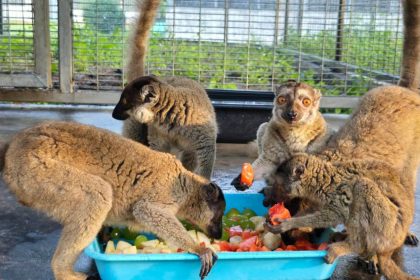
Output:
top-left (0, 73), bottom-right (46, 88)
top-left (283, 0), bottom-right (289, 45)
top-left (0, 88), bottom-right (360, 109)
top-left (33, 0), bottom-right (52, 88)
top-left (335, 0), bottom-right (346, 61)
top-left (58, 0), bottom-right (73, 93)
top-left (0, 0), bottom-right (3, 36)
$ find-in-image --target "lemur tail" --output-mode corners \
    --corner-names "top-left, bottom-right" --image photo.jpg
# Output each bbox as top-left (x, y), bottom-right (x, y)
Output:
top-left (398, 0), bottom-right (420, 92)
top-left (0, 141), bottom-right (9, 171)
top-left (126, 0), bottom-right (161, 82)
top-left (378, 252), bottom-right (420, 280)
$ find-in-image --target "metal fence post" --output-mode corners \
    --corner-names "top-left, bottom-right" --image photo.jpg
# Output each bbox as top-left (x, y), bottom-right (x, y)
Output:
top-left (58, 0), bottom-right (73, 93)
top-left (283, 0), bottom-right (289, 45)
top-left (335, 0), bottom-right (346, 61)
top-left (33, 0), bottom-right (52, 88)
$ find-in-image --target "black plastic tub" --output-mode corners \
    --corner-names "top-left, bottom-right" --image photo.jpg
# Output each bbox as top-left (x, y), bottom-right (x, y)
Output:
top-left (208, 89), bottom-right (274, 143)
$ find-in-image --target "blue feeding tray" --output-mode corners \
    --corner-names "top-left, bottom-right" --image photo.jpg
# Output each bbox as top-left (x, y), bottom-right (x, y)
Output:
top-left (84, 193), bottom-right (338, 280)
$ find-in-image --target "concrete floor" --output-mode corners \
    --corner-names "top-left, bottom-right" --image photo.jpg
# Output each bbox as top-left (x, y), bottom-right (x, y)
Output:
top-left (0, 104), bottom-right (418, 280)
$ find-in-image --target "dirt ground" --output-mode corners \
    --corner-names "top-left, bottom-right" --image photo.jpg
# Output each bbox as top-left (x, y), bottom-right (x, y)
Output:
top-left (0, 104), bottom-right (418, 280)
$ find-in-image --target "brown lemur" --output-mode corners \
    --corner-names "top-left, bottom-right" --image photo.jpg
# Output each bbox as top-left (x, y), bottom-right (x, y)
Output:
top-left (113, 0), bottom-right (217, 179)
top-left (0, 121), bottom-right (226, 280)
top-left (231, 81), bottom-right (333, 214)
top-left (266, 154), bottom-right (419, 280)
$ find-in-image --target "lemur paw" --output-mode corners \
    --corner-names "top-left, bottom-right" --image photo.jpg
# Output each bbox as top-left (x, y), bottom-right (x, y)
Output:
top-left (264, 219), bottom-right (292, 234)
top-left (230, 174), bottom-right (250, 191)
top-left (324, 248), bottom-right (337, 264)
top-left (405, 232), bottom-right (419, 246)
top-left (357, 257), bottom-right (380, 275)
top-left (197, 247), bottom-right (218, 279)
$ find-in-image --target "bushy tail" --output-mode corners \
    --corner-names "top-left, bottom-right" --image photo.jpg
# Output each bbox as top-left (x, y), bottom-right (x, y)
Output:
top-left (398, 0), bottom-right (420, 91)
top-left (0, 141), bottom-right (9, 171)
top-left (126, 0), bottom-right (161, 82)
top-left (378, 252), bottom-right (420, 280)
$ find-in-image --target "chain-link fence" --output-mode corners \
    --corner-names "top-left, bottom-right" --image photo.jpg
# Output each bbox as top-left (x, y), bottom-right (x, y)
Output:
top-left (0, 0), bottom-right (403, 96)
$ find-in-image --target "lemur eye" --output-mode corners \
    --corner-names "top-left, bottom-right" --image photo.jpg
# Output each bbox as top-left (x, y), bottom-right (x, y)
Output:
top-left (302, 98), bottom-right (311, 107)
top-left (277, 96), bottom-right (286, 105)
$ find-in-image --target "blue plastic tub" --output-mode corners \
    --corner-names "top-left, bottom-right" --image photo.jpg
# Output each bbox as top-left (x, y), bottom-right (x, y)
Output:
top-left (85, 193), bottom-right (338, 280)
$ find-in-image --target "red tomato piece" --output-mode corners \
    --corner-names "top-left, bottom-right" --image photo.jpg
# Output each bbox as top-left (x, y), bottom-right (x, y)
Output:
top-left (241, 230), bottom-right (258, 240)
top-left (218, 241), bottom-right (233, 252)
top-left (295, 239), bottom-right (316, 251)
top-left (259, 246), bottom-right (270, 251)
top-left (285, 245), bottom-right (297, 251)
top-left (317, 242), bottom-right (328, 251)
top-left (238, 236), bottom-right (258, 250)
top-left (268, 203), bottom-right (292, 225)
top-left (240, 163), bottom-right (254, 187)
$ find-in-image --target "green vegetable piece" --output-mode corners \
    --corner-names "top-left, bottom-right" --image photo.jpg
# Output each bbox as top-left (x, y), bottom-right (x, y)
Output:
top-left (134, 235), bottom-right (149, 248)
top-left (242, 208), bottom-right (257, 218)
top-left (225, 208), bottom-right (241, 219)
top-left (122, 228), bottom-right (139, 240)
top-left (239, 220), bottom-right (255, 230)
top-left (110, 228), bottom-right (122, 239)
top-left (221, 229), bottom-right (230, 241)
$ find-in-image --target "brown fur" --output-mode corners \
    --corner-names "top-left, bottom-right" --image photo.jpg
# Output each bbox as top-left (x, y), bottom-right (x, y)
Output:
top-left (113, 75), bottom-right (218, 179)
top-left (0, 121), bottom-right (225, 280)
top-left (253, 81), bottom-right (332, 180)
top-left (267, 154), bottom-right (418, 280)
top-left (126, 0), bottom-right (161, 81)
top-left (232, 80), bottom-right (333, 192)
top-left (322, 86), bottom-right (420, 199)
top-left (116, 0), bottom-right (218, 179)
top-left (398, 0), bottom-right (420, 92)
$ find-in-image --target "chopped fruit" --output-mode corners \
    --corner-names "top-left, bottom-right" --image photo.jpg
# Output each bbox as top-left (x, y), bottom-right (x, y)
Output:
top-left (249, 216), bottom-right (266, 232)
top-left (104, 241), bottom-right (116, 254)
top-left (122, 228), bottom-right (139, 240)
top-left (285, 245), bottom-right (297, 251)
top-left (240, 163), bottom-right (254, 187)
top-left (262, 232), bottom-right (282, 250)
top-left (226, 208), bottom-right (241, 219)
top-left (242, 208), bottom-right (257, 218)
top-left (134, 235), bottom-right (149, 249)
top-left (229, 235), bottom-right (243, 245)
top-left (122, 245), bottom-right (137, 254)
top-left (268, 203), bottom-right (292, 225)
top-left (295, 239), bottom-right (316, 250)
top-left (228, 225), bottom-right (243, 237)
top-left (116, 240), bottom-right (133, 251)
top-left (238, 236), bottom-right (258, 250)
top-left (140, 239), bottom-right (160, 248)
top-left (317, 242), bottom-right (328, 251)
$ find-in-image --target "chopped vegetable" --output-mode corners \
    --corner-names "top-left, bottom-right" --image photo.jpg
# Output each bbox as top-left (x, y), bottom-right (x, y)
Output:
top-left (240, 163), bottom-right (254, 187)
top-left (268, 203), bottom-right (292, 225)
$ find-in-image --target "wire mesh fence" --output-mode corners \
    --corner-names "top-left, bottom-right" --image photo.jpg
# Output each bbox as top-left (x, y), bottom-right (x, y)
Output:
top-left (0, 0), bottom-right (34, 73)
top-left (0, 0), bottom-right (404, 96)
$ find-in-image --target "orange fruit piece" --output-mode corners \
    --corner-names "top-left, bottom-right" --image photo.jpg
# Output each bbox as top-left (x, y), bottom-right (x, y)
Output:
top-left (240, 163), bottom-right (254, 187)
top-left (268, 203), bottom-right (292, 225)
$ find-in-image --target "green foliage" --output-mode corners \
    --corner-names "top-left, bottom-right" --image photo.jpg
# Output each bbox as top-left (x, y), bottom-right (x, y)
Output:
top-left (1, 21), bottom-right (401, 102)
top-left (82, 0), bottom-right (124, 34)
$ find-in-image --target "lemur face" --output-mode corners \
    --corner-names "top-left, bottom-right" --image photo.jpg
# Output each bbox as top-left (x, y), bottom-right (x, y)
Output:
top-left (273, 80), bottom-right (322, 126)
top-left (112, 75), bottom-right (160, 123)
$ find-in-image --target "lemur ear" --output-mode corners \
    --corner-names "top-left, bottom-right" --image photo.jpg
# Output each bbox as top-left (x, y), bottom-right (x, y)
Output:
top-left (205, 182), bottom-right (221, 202)
top-left (313, 89), bottom-right (322, 102)
top-left (128, 75), bottom-right (163, 103)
